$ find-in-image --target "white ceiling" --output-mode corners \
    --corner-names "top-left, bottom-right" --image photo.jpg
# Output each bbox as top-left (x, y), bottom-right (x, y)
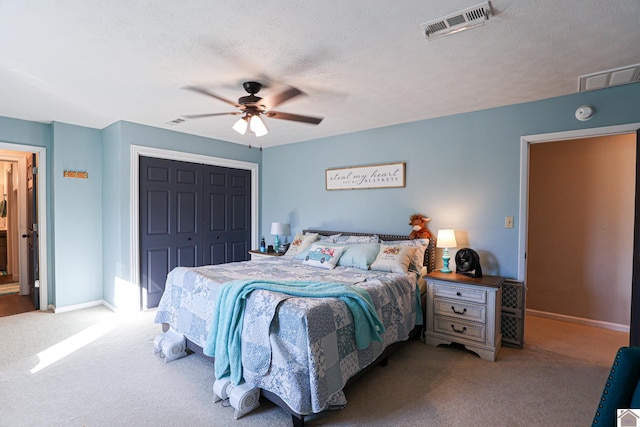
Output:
top-left (1, 1), bottom-right (639, 149)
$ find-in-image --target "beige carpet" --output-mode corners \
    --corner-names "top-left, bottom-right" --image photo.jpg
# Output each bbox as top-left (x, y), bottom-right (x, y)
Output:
top-left (524, 314), bottom-right (629, 367)
top-left (0, 306), bottom-right (620, 426)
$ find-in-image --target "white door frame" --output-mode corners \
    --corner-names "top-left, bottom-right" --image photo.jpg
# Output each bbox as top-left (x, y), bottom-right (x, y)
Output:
top-left (130, 145), bottom-right (259, 309)
top-left (518, 122), bottom-right (640, 282)
top-left (0, 143), bottom-right (47, 310)
top-left (0, 154), bottom-right (28, 294)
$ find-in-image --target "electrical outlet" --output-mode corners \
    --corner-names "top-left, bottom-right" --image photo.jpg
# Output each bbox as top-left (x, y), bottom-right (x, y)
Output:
top-left (505, 216), bottom-right (514, 229)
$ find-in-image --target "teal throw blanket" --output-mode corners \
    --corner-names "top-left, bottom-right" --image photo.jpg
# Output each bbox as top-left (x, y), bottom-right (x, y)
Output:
top-left (203, 279), bottom-right (385, 384)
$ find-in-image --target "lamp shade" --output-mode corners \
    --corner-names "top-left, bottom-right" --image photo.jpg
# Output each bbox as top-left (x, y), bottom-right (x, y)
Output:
top-left (270, 222), bottom-right (284, 235)
top-left (232, 117), bottom-right (248, 135)
top-left (436, 229), bottom-right (457, 248)
top-left (249, 115), bottom-right (268, 137)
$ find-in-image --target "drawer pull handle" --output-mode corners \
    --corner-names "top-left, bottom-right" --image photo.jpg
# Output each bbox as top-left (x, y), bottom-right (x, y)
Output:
top-left (451, 325), bottom-right (467, 334)
top-left (456, 292), bottom-right (462, 296)
top-left (451, 306), bottom-right (467, 315)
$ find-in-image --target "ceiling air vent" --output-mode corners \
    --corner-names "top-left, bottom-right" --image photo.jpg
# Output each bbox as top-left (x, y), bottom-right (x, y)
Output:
top-left (421, 2), bottom-right (492, 40)
top-left (578, 64), bottom-right (640, 92)
top-left (167, 117), bottom-right (186, 126)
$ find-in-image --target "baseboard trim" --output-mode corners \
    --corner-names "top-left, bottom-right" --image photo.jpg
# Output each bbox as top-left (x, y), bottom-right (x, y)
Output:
top-left (50, 299), bottom-right (142, 314)
top-left (101, 300), bottom-right (117, 313)
top-left (526, 309), bottom-right (630, 333)
top-left (52, 300), bottom-right (104, 314)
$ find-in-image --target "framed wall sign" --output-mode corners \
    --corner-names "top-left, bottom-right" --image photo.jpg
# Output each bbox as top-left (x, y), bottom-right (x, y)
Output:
top-left (325, 162), bottom-right (406, 190)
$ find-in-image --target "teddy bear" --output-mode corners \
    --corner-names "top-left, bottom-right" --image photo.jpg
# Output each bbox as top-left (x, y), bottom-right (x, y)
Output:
top-left (408, 213), bottom-right (432, 239)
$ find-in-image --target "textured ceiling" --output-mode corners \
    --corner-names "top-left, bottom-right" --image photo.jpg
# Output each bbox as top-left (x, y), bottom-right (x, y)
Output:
top-left (0, 1), bottom-right (639, 148)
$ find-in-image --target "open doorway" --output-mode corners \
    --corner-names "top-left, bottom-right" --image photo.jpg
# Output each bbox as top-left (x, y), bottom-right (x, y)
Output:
top-left (0, 161), bottom-right (20, 282)
top-left (0, 145), bottom-right (45, 316)
top-left (519, 123), bottom-right (640, 353)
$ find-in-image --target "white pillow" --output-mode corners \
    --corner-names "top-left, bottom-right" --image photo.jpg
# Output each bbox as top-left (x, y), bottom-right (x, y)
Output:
top-left (283, 233), bottom-right (319, 258)
top-left (381, 238), bottom-right (429, 272)
top-left (370, 244), bottom-right (418, 274)
top-left (302, 243), bottom-right (345, 270)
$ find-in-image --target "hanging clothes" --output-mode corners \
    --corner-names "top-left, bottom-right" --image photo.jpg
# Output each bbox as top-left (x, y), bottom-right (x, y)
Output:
top-left (0, 196), bottom-right (6, 218)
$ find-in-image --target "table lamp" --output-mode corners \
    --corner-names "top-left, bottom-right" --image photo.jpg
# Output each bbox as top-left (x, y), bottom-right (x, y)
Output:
top-left (436, 229), bottom-right (457, 273)
top-left (270, 222), bottom-right (284, 252)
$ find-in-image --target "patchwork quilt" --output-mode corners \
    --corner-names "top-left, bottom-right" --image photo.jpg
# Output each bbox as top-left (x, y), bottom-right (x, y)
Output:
top-left (154, 258), bottom-right (420, 415)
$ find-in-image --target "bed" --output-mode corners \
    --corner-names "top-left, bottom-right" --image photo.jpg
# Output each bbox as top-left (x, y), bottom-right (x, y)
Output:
top-left (154, 229), bottom-right (435, 426)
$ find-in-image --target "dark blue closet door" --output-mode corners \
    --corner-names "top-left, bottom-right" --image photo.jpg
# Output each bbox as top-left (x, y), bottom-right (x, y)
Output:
top-left (202, 166), bottom-right (251, 265)
top-left (139, 157), bottom-right (202, 308)
top-left (139, 156), bottom-right (251, 309)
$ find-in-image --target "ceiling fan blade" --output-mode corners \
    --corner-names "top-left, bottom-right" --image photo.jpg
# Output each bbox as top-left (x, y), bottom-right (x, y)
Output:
top-left (266, 111), bottom-right (323, 125)
top-left (261, 86), bottom-right (305, 110)
top-left (182, 112), bottom-right (241, 119)
top-left (183, 86), bottom-right (241, 108)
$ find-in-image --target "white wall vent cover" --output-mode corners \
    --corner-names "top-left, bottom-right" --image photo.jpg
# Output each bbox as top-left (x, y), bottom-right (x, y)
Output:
top-left (578, 64), bottom-right (640, 92)
top-left (421, 2), bottom-right (492, 40)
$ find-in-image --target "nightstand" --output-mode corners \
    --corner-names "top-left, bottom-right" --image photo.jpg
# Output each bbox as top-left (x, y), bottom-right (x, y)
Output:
top-left (248, 250), bottom-right (285, 260)
top-left (424, 271), bottom-right (504, 361)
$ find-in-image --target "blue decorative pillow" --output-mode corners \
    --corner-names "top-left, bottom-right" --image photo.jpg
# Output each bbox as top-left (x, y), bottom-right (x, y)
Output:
top-left (302, 243), bottom-right (345, 269)
top-left (337, 243), bottom-right (380, 270)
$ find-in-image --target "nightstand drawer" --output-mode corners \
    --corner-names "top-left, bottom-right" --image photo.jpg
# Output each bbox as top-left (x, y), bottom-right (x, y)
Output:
top-left (433, 316), bottom-right (486, 343)
top-left (433, 299), bottom-right (486, 323)
top-left (433, 283), bottom-right (486, 304)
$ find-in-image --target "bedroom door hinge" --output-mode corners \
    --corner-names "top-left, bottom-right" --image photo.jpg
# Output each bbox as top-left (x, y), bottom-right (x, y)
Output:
top-left (32, 166), bottom-right (38, 175)
top-left (33, 223), bottom-right (38, 232)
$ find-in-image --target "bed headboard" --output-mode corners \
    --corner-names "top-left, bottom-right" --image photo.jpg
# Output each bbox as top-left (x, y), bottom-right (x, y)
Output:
top-left (302, 229), bottom-right (436, 273)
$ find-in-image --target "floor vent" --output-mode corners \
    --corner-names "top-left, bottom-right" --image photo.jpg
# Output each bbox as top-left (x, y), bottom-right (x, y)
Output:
top-left (578, 64), bottom-right (640, 92)
top-left (421, 2), bottom-right (492, 41)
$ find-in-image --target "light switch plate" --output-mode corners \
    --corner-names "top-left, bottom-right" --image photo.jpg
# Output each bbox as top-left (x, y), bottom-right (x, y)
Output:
top-left (505, 216), bottom-right (514, 229)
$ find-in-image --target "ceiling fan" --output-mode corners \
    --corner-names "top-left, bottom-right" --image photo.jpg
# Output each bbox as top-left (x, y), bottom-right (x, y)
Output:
top-left (182, 81), bottom-right (323, 138)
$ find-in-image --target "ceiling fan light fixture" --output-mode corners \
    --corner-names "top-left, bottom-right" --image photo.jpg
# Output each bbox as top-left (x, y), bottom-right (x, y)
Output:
top-left (249, 115), bottom-right (268, 137)
top-left (183, 81), bottom-right (322, 139)
top-left (232, 116), bottom-right (248, 135)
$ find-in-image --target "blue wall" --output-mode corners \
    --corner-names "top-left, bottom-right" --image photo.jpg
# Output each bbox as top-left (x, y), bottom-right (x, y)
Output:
top-left (51, 122), bottom-right (103, 307)
top-left (261, 83), bottom-right (640, 279)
